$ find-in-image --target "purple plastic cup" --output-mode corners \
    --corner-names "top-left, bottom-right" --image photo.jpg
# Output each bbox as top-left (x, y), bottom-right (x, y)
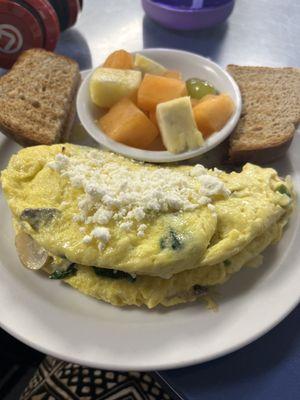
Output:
top-left (141, 0), bottom-right (235, 30)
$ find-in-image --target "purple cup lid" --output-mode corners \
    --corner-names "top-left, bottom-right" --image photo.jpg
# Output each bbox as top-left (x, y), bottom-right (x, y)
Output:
top-left (152, 0), bottom-right (232, 9)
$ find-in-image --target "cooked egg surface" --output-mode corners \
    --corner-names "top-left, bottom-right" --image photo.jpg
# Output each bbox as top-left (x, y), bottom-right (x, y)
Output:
top-left (1, 144), bottom-right (293, 281)
top-left (199, 164), bottom-right (293, 267)
top-left (65, 216), bottom-right (288, 308)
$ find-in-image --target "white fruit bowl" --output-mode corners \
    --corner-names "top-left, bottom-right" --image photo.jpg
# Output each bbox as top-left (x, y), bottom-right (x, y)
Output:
top-left (76, 48), bottom-right (242, 163)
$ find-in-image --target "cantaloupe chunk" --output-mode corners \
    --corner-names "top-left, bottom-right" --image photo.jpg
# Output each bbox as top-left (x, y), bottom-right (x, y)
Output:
top-left (99, 98), bottom-right (159, 149)
top-left (191, 94), bottom-right (217, 108)
top-left (149, 109), bottom-right (158, 127)
top-left (137, 74), bottom-right (186, 112)
top-left (164, 70), bottom-right (182, 80)
top-left (193, 94), bottom-right (235, 138)
top-left (89, 67), bottom-right (142, 108)
top-left (103, 50), bottom-right (133, 69)
top-left (191, 98), bottom-right (201, 108)
top-left (147, 135), bottom-right (166, 151)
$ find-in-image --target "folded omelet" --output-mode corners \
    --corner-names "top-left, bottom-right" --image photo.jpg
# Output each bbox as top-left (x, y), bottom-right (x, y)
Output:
top-left (2, 144), bottom-right (217, 278)
top-left (1, 144), bottom-right (294, 308)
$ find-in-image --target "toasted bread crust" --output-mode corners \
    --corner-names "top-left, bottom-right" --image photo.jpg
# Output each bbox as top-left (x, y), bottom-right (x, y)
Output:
top-left (227, 65), bottom-right (300, 164)
top-left (61, 97), bottom-right (79, 143)
top-left (0, 49), bottom-right (80, 146)
top-left (229, 136), bottom-right (293, 164)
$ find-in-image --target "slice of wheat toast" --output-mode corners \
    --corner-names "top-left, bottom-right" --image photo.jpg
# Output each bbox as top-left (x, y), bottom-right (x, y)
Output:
top-left (0, 49), bottom-right (80, 146)
top-left (227, 65), bottom-right (300, 164)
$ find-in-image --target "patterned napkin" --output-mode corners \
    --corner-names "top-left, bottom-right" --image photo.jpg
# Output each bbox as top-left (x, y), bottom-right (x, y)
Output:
top-left (20, 356), bottom-right (172, 400)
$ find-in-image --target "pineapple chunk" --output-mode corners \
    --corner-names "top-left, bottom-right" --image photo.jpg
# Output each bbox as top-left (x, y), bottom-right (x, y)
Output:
top-left (134, 53), bottom-right (167, 76)
top-left (156, 96), bottom-right (204, 154)
top-left (89, 67), bottom-right (142, 108)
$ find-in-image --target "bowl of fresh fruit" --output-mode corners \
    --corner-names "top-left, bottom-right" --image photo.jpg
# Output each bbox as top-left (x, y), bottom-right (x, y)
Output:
top-left (76, 48), bottom-right (242, 162)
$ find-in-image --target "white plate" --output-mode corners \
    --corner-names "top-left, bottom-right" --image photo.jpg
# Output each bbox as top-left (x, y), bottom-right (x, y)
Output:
top-left (77, 48), bottom-right (242, 163)
top-left (0, 83), bottom-right (299, 372)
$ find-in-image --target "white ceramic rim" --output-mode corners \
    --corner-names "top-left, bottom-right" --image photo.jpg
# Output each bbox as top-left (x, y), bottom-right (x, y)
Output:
top-left (76, 48), bottom-right (242, 163)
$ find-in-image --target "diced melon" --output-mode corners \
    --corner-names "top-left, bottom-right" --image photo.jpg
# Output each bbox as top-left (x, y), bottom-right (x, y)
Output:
top-left (157, 96), bottom-right (203, 153)
top-left (89, 67), bottom-right (142, 108)
top-left (149, 109), bottom-right (158, 128)
top-left (164, 70), bottom-right (182, 80)
top-left (99, 98), bottom-right (159, 149)
top-left (191, 94), bottom-right (217, 108)
top-left (199, 94), bottom-right (218, 103)
top-left (191, 98), bottom-right (200, 108)
top-left (147, 135), bottom-right (166, 151)
top-left (134, 53), bottom-right (167, 75)
top-left (193, 93), bottom-right (235, 138)
top-left (103, 49), bottom-right (134, 69)
top-left (137, 74), bottom-right (186, 112)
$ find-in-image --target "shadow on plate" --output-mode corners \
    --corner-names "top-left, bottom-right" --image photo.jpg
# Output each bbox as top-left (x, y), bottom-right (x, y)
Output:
top-left (0, 137), bottom-right (21, 169)
top-left (143, 15), bottom-right (228, 61)
top-left (267, 154), bottom-right (294, 177)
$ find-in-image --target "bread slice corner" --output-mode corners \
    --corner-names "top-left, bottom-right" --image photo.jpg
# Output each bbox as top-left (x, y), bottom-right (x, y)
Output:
top-left (0, 48), bottom-right (81, 146)
top-left (227, 65), bottom-right (300, 164)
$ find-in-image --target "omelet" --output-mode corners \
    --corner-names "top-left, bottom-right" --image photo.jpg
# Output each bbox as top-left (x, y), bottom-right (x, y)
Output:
top-left (1, 144), bottom-right (218, 278)
top-left (198, 164), bottom-right (291, 267)
top-left (1, 144), bottom-right (294, 308)
top-left (65, 215), bottom-right (288, 308)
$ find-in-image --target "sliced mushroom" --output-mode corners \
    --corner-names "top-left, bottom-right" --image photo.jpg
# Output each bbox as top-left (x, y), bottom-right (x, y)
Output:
top-left (15, 231), bottom-right (51, 270)
top-left (20, 208), bottom-right (60, 231)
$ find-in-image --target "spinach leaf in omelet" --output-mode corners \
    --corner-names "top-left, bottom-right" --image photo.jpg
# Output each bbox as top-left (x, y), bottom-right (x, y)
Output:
top-left (276, 184), bottom-right (291, 198)
top-left (49, 264), bottom-right (77, 280)
top-left (93, 267), bottom-right (136, 282)
top-left (160, 229), bottom-right (184, 251)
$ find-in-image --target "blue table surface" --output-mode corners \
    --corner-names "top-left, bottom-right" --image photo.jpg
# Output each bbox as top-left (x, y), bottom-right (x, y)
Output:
top-left (1, 1), bottom-right (299, 399)
top-left (157, 305), bottom-right (300, 400)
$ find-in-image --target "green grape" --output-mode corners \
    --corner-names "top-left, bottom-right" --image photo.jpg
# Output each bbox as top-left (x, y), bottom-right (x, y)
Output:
top-left (186, 78), bottom-right (217, 99)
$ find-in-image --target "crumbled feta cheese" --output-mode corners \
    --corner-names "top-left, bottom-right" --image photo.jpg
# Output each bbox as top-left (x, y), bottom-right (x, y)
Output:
top-left (120, 221), bottom-right (133, 231)
top-left (56, 153), bottom-right (69, 164)
top-left (83, 235), bottom-right (92, 244)
top-left (91, 209), bottom-right (113, 225)
top-left (165, 195), bottom-right (183, 210)
top-left (213, 167), bottom-right (223, 175)
top-left (127, 207), bottom-right (145, 221)
top-left (190, 164), bottom-right (207, 177)
top-left (48, 150), bottom-right (229, 247)
top-left (198, 196), bottom-right (211, 206)
top-left (137, 224), bottom-right (147, 237)
top-left (91, 227), bottom-right (111, 242)
top-left (197, 175), bottom-right (230, 197)
top-left (85, 183), bottom-right (107, 198)
top-left (48, 153), bottom-right (69, 172)
top-left (102, 194), bottom-right (121, 208)
top-left (78, 196), bottom-right (93, 212)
